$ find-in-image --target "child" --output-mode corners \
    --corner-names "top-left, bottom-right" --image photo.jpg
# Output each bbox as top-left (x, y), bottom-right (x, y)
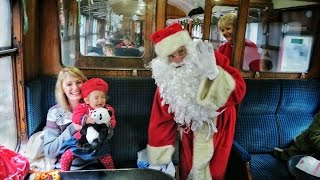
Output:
top-left (274, 111), bottom-right (320, 161)
top-left (59, 78), bottom-right (116, 171)
top-left (116, 35), bottom-right (135, 48)
top-left (103, 44), bottom-right (115, 56)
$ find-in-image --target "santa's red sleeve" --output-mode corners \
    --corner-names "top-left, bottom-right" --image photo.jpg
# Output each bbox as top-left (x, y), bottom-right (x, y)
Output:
top-left (105, 104), bottom-right (116, 128)
top-left (147, 88), bottom-right (177, 166)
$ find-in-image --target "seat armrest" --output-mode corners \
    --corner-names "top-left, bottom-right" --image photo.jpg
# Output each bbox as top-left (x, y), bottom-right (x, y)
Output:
top-left (225, 141), bottom-right (252, 180)
top-left (231, 140), bottom-right (251, 162)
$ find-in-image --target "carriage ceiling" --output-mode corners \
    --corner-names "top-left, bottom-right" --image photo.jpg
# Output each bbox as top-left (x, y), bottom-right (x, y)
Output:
top-left (80, 0), bottom-right (147, 19)
top-left (80, 0), bottom-right (319, 20)
top-left (168, 0), bottom-right (319, 14)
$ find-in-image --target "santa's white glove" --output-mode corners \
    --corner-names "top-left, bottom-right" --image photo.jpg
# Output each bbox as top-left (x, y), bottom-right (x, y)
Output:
top-left (194, 40), bottom-right (219, 80)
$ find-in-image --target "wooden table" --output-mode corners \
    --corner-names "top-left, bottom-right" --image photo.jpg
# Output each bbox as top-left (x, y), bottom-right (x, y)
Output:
top-left (60, 168), bottom-right (175, 180)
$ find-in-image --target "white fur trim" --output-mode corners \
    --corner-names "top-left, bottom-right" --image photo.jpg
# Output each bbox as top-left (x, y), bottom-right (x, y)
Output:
top-left (147, 144), bottom-right (175, 165)
top-left (155, 30), bottom-right (192, 57)
top-left (188, 123), bottom-right (215, 180)
top-left (196, 67), bottom-right (236, 109)
top-left (86, 127), bottom-right (99, 144)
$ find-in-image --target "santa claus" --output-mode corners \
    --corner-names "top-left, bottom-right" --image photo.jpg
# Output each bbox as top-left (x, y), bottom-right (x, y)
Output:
top-left (147, 23), bottom-right (246, 180)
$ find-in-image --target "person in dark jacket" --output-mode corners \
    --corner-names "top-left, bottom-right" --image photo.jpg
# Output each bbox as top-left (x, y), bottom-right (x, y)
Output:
top-left (274, 111), bottom-right (320, 160)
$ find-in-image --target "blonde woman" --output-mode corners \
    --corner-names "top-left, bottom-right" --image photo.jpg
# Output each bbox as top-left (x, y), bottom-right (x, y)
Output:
top-left (43, 67), bottom-right (101, 170)
top-left (218, 13), bottom-right (263, 71)
top-left (116, 35), bottom-right (135, 48)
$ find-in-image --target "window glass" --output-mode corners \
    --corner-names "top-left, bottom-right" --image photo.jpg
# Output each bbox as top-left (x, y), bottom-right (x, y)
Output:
top-left (0, 56), bottom-right (17, 150)
top-left (0, 0), bottom-right (17, 151)
top-left (209, 5), bottom-right (316, 73)
top-left (166, 16), bottom-right (204, 39)
top-left (59, 0), bottom-right (156, 69)
top-left (244, 7), bottom-right (315, 72)
top-left (80, 15), bottom-right (86, 55)
top-left (0, 0), bottom-right (11, 48)
top-left (78, 0), bottom-right (146, 57)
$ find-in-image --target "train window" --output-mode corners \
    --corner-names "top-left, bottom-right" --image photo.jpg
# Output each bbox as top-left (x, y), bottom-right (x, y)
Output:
top-left (58, 0), bottom-right (156, 69)
top-left (166, 15), bottom-right (204, 39)
top-left (0, 0), bottom-right (18, 150)
top-left (244, 6), bottom-right (317, 73)
top-left (209, 4), bottom-right (316, 73)
top-left (0, 57), bottom-right (17, 150)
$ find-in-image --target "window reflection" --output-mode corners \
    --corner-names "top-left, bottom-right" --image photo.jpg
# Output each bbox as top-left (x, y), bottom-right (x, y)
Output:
top-left (78, 0), bottom-right (145, 58)
top-left (244, 7), bottom-right (314, 73)
top-left (209, 5), bottom-right (315, 73)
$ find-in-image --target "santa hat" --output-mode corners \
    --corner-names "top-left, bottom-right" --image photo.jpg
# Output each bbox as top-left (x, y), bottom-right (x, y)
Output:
top-left (81, 78), bottom-right (109, 98)
top-left (150, 23), bottom-right (192, 57)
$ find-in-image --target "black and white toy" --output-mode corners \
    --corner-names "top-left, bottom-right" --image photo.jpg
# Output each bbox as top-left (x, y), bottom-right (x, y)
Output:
top-left (77, 107), bottom-right (112, 152)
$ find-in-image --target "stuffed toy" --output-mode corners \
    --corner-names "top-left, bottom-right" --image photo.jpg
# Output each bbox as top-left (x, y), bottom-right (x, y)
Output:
top-left (77, 107), bottom-right (112, 152)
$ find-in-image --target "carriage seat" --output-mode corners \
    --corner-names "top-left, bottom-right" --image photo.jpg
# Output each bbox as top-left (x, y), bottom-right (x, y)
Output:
top-left (25, 76), bottom-right (179, 169)
top-left (226, 79), bottom-right (320, 180)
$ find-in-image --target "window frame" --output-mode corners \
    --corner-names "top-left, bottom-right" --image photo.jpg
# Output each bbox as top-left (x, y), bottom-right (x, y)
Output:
top-left (202, 0), bottom-right (320, 79)
top-left (0, 0), bottom-right (27, 151)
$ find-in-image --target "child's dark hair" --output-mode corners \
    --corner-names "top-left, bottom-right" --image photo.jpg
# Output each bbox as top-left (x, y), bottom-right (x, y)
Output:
top-left (104, 43), bottom-right (115, 50)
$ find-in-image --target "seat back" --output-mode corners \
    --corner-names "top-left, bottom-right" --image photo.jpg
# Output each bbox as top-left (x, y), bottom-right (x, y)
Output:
top-left (26, 76), bottom-right (157, 168)
top-left (234, 79), bottom-right (320, 153)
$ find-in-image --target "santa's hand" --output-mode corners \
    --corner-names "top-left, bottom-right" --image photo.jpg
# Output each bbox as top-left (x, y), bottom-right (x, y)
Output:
top-left (194, 40), bottom-right (219, 80)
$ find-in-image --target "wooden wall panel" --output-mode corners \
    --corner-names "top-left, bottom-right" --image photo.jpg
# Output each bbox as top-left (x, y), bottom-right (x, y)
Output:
top-left (13, 0), bottom-right (27, 142)
top-left (39, 0), bottom-right (62, 76)
top-left (156, 0), bottom-right (167, 30)
top-left (166, 3), bottom-right (186, 19)
top-left (23, 0), bottom-right (40, 82)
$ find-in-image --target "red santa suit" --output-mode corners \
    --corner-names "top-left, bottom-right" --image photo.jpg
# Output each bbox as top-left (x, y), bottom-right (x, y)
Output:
top-left (148, 23), bottom-right (246, 180)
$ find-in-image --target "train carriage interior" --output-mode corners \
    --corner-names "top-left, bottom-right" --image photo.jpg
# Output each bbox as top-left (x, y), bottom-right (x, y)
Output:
top-left (1, 0), bottom-right (320, 179)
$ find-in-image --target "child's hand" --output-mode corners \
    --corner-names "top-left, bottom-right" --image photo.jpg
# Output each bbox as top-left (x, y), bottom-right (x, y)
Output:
top-left (85, 116), bottom-right (95, 124)
top-left (73, 123), bottom-right (82, 131)
top-left (106, 122), bottom-right (111, 128)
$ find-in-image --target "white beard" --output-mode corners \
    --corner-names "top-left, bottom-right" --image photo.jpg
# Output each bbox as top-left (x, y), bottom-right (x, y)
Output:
top-left (150, 42), bottom-right (218, 133)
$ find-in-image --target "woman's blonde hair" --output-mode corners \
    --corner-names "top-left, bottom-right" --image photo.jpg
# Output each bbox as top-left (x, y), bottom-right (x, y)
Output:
top-left (218, 13), bottom-right (237, 30)
top-left (55, 66), bottom-right (87, 111)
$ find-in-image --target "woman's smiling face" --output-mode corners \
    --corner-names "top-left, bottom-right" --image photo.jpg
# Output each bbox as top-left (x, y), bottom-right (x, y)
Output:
top-left (220, 24), bottom-right (234, 43)
top-left (62, 75), bottom-right (84, 103)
